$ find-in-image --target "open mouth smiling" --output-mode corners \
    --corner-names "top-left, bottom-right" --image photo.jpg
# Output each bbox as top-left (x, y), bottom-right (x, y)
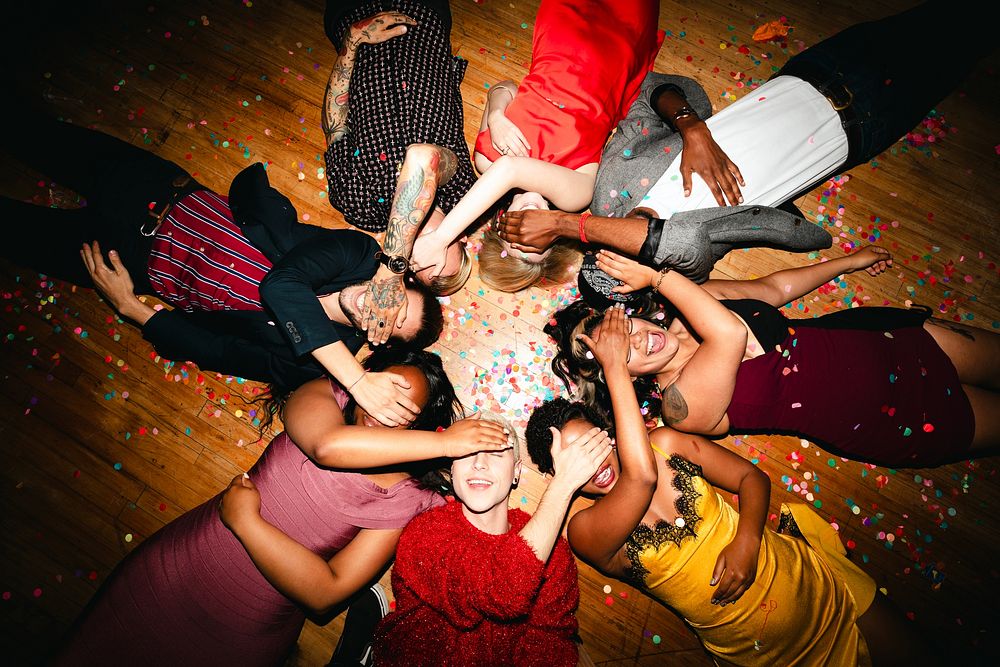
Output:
top-left (647, 330), bottom-right (665, 355)
top-left (592, 464), bottom-right (614, 488)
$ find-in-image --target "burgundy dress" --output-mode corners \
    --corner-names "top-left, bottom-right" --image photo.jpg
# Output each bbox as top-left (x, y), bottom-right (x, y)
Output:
top-left (56, 430), bottom-right (444, 666)
top-left (724, 300), bottom-right (975, 467)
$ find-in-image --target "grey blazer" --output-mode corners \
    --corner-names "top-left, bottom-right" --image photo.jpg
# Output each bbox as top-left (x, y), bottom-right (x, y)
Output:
top-left (592, 73), bottom-right (831, 283)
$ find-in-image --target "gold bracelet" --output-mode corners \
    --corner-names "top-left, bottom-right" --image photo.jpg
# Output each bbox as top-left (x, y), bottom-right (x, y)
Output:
top-left (652, 267), bottom-right (671, 292)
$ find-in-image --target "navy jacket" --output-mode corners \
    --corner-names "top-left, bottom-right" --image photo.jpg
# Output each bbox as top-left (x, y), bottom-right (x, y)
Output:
top-left (141, 163), bottom-right (378, 394)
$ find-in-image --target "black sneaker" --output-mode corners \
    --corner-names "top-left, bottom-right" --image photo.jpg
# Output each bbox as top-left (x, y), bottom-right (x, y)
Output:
top-left (328, 582), bottom-right (390, 667)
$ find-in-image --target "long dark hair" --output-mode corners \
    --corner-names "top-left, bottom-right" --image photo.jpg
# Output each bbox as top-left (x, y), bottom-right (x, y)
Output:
top-left (545, 300), bottom-right (670, 423)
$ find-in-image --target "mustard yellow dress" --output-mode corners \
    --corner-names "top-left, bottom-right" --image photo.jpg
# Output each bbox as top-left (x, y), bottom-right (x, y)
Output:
top-left (626, 453), bottom-right (876, 666)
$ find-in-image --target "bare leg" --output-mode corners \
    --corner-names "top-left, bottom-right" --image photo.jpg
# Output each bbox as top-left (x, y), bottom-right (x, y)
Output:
top-left (961, 384), bottom-right (1000, 453)
top-left (855, 593), bottom-right (941, 666)
top-left (924, 319), bottom-right (1000, 390)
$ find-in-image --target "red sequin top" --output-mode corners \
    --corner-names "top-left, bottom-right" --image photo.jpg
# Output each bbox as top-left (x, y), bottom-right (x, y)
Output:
top-left (373, 500), bottom-right (580, 666)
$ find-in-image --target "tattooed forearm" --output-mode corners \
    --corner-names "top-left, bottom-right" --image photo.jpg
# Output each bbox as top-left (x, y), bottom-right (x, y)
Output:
top-left (322, 43), bottom-right (359, 145)
top-left (384, 166), bottom-right (427, 252)
top-left (384, 147), bottom-right (454, 258)
top-left (662, 384), bottom-right (689, 425)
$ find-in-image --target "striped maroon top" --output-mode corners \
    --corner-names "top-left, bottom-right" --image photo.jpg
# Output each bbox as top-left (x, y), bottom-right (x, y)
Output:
top-left (147, 190), bottom-right (272, 312)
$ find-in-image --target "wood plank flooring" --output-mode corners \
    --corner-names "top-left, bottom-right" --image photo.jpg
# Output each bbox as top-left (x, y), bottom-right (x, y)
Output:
top-left (1, 0), bottom-right (998, 664)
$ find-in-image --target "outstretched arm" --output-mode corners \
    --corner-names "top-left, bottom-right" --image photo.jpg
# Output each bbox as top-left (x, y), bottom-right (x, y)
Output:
top-left (282, 376), bottom-right (510, 469)
top-left (703, 245), bottom-right (893, 306)
top-left (219, 473), bottom-right (400, 615)
top-left (567, 305), bottom-right (658, 577)
top-left (648, 428), bottom-right (769, 605)
top-left (412, 156), bottom-right (595, 276)
top-left (497, 208), bottom-right (651, 256)
top-left (322, 12), bottom-right (417, 146)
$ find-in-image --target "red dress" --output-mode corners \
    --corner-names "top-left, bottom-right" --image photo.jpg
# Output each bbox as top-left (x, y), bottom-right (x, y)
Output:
top-left (372, 500), bottom-right (580, 666)
top-left (475, 0), bottom-right (662, 170)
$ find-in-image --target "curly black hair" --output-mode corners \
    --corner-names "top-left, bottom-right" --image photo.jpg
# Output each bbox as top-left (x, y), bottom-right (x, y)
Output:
top-left (524, 398), bottom-right (611, 475)
top-left (544, 299), bottom-right (671, 423)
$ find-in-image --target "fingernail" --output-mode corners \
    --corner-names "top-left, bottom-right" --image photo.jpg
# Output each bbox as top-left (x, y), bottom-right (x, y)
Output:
top-left (710, 577), bottom-right (717, 585)
top-left (242, 472), bottom-right (250, 479)
top-left (711, 599), bottom-right (718, 605)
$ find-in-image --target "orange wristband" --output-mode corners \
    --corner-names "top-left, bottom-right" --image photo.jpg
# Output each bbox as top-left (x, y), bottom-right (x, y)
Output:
top-left (578, 212), bottom-right (592, 244)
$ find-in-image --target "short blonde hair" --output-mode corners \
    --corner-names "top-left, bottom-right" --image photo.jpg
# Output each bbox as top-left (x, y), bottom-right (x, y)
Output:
top-left (476, 410), bottom-right (520, 461)
top-left (429, 243), bottom-right (473, 296)
top-left (478, 227), bottom-right (581, 293)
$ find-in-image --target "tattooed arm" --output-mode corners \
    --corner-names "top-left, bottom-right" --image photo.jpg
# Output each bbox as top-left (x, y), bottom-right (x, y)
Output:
top-left (362, 145), bottom-right (458, 345)
top-left (322, 12), bottom-right (417, 147)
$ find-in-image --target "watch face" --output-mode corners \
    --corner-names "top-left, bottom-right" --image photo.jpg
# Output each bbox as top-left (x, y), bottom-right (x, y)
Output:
top-left (387, 255), bottom-right (408, 274)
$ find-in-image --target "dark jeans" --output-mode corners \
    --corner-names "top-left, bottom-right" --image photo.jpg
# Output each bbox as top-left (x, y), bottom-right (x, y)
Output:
top-left (0, 115), bottom-right (200, 291)
top-left (324, 0), bottom-right (452, 47)
top-left (776, 0), bottom-right (996, 170)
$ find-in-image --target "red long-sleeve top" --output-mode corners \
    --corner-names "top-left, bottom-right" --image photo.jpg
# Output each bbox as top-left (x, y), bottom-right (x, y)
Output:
top-left (373, 500), bottom-right (580, 666)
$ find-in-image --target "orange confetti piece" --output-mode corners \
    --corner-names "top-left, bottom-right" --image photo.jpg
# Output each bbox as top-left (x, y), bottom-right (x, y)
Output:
top-left (753, 20), bottom-right (790, 42)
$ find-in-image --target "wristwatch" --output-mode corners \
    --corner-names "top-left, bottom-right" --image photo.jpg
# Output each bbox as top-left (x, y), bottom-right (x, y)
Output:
top-left (374, 251), bottom-right (409, 275)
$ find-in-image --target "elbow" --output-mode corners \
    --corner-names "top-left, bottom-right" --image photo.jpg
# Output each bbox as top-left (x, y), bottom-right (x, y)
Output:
top-left (312, 438), bottom-right (349, 468)
top-left (751, 466), bottom-right (769, 488)
top-left (258, 272), bottom-right (283, 303)
top-left (303, 589), bottom-right (343, 616)
top-left (721, 316), bottom-right (748, 345)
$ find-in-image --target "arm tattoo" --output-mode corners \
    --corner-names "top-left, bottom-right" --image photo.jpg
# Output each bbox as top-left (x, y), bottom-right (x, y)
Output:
top-left (384, 163), bottom-right (438, 258)
top-left (662, 384), bottom-right (689, 425)
top-left (323, 46), bottom-right (358, 144)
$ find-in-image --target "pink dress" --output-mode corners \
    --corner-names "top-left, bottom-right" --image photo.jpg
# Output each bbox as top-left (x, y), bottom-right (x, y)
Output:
top-left (56, 427), bottom-right (444, 666)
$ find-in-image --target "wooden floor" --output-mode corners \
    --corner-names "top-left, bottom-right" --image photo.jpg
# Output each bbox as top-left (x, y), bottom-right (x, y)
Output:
top-left (2, 0), bottom-right (998, 664)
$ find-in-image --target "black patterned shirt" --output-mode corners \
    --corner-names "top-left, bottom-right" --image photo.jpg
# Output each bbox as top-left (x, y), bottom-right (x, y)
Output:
top-left (325, 0), bottom-right (476, 233)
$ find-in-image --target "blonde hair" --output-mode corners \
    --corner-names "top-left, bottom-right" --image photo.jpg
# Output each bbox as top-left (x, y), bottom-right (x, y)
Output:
top-left (478, 227), bottom-right (581, 293)
top-left (475, 410), bottom-right (520, 462)
top-left (429, 243), bottom-right (473, 296)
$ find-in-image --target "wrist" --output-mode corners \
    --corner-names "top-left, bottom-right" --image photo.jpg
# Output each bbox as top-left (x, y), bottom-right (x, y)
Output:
top-left (229, 508), bottom-right (263, 536)
top-left (649, 267), bottom-right (671, 291)
top-left (544, 478), bottom-right (579, 500)
top-left (674, 115), bottom-right (704, 135)
top-left (556, 211), bottom-right (579, 240)
top-left (121, 298), bottom-right (155, 325)
top-left (373, 264), bottom-right (402, 281)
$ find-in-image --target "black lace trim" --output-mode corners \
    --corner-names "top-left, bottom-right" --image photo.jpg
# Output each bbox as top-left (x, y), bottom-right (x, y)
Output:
top-left (777, 506), bottom-right (804, 539)
top-left (624, 454), bottom-right (704, 586)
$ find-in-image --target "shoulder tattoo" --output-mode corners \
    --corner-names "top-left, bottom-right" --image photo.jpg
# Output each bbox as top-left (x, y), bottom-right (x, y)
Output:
top-left (662, 384), bottom-right (689, 425)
